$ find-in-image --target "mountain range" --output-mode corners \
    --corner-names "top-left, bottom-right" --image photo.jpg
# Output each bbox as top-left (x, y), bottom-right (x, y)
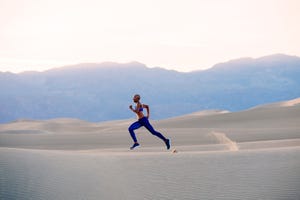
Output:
top-left (1, 54), bottom-right (300, 123)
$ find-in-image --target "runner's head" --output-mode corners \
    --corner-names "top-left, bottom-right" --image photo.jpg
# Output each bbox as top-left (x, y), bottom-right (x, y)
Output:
top-left (133, 94), bottom-right (140, 103)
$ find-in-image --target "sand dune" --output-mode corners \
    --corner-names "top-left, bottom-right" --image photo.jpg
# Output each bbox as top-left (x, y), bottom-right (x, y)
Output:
top-left (250, 97), bottom-right (300, 109)
top-left (1, 98), bottom-right (300, 199)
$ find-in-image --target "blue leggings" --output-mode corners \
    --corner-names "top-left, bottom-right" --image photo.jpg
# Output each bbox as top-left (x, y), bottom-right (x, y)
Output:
top-left (128, 117), bottom-right (167, 143)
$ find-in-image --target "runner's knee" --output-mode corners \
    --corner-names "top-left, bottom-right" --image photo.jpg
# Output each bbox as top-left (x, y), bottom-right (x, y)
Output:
top-left (150, 130), bottom-right (159, 136)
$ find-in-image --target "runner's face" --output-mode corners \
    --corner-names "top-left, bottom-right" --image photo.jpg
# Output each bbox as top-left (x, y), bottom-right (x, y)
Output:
top-left (133, 96), bottom-right (139, 103)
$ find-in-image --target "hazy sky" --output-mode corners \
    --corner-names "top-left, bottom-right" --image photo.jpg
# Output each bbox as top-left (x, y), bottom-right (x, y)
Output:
top-left (0, 0), bottom-right (299, 72)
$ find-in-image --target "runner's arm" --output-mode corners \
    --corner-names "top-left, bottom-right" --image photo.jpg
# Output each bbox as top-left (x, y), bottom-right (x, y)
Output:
top-left (143, 104), bottom-right (150, 118)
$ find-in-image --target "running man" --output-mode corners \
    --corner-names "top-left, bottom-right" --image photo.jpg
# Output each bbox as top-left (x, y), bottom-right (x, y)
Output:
top-left (128, 94), bottom-right (170, 150)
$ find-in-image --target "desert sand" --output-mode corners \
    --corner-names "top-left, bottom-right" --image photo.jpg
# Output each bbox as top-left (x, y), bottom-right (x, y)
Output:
top-left (1, 98), bottom-right (300, 200)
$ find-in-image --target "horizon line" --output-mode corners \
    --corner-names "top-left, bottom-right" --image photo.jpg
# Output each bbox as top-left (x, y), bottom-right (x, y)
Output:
top-left (0, 53), bottom-right (298, 74)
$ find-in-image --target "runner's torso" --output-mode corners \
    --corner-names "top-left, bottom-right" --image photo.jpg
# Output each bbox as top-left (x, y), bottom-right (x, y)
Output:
top-left (135, 103), bottom-right (144, 119)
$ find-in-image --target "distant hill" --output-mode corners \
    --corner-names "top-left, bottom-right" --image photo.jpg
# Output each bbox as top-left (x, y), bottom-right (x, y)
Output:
top-left (0, 54), bottom-right (300, 123)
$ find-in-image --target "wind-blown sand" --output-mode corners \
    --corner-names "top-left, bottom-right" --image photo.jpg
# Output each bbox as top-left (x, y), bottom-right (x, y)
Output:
top-left (1, 98), bottom-right (300, 199)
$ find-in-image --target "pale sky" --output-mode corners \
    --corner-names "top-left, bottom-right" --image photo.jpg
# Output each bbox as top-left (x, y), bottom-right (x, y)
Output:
top-left (0, 0), bottom-right (299, 72)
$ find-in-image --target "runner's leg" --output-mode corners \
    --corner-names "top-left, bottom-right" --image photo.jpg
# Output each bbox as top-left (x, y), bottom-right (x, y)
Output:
top-left (141, 118), bottom-right (167, 141)
top-left (128, 121), bottom-right (142, 143)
